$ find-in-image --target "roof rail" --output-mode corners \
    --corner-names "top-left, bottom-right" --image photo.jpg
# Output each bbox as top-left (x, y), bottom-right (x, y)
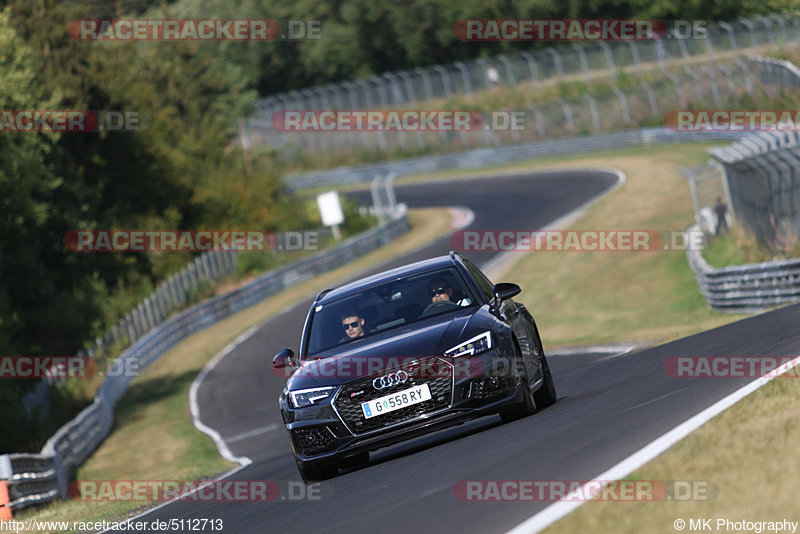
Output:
top-left (315, 288), bottom-right (333, 301)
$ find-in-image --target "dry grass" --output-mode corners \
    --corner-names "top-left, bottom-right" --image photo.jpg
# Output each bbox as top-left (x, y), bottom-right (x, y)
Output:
top-left (496, 145), bottom-right (747, 346)
top-left (543, 371), bottom-right (800, 534)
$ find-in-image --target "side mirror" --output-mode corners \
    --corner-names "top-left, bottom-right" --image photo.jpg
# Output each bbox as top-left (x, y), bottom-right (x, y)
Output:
top-left (272, 348), bottom-right (296, 370)
top-left (491, 282), bottom-right (521, 308)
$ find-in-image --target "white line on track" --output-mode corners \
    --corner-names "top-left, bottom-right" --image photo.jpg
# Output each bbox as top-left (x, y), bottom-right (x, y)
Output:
top-left (506, 353), bottom-right (800, 534)
top-left (620, 387), bottom-right (690, 414)
top-left (226, 424), bottom-right (280, 443)
top-left (482, 167), bottom-right (627, 281)
top-left (100, 328), bottom-right (266, 533)
top-left (188, 325), bottom-right (260, 467)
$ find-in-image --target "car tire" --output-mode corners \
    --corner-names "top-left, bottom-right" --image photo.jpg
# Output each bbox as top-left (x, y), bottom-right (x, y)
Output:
top-left (295, 457), bottom-right (339, 483)
top-left (532, 352), bottom-right (557, 409)
top-left (499, 342), bottom-right (537, 423)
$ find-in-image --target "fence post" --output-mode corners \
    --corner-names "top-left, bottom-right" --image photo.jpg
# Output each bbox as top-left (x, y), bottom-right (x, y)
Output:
top-left (546, 47), bottom-right (564, 81)
top-left (735, 59), bottom-right (755, 95)
top-left (612, 88), bottom-right (631, 124)
top-left (739, 18), bottom-right (759, 51)
top-left (583, 93), bottom-right (601, 131)
top-left (434, 65), bottom-right (453, 98)
top-left (453, 61), bottom-right (472, 94)
top-left (559, 99), bottom-right (575, 131)
top-left (718, 22), bottom-right (737, 52)
top-left (396, 70), bottom-right (416, 104)
top-left (596, 41), bottom-right (616, 79)
top-left (701, 66), bottom-right (722, 106)
top-left (639, 81), bottom-right (659, 116)
top-left (383, 72), bottom-right (403, 104)
top-left (414, 67), bottom-right (434, 101)
top-left (755, 16), bottom-right (777, 47)
top-left (498, 55), bottom-right (516, 86)
top-left (519, 51), bottom-right (540, 85)
top-left (683, 66), bottom-right (704, 102)
top-left (571, 44), bottom-right (591, 85)
top-left (529, 104), bottom-right (546, 138)
top-left (626, 41), bottom-right (642, 77)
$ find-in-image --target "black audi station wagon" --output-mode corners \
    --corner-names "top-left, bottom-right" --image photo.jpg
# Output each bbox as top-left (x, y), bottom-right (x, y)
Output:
top-left (273, 252), bottom-right (556, 482)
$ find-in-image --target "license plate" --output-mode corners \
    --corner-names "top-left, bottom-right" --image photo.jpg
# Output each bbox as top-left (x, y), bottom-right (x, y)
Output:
top-left (361, 383), bottom-right (432, 419)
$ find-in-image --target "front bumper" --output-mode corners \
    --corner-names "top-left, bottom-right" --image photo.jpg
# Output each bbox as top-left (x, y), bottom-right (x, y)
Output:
top-left (280, 350), bottom-right (521, 462)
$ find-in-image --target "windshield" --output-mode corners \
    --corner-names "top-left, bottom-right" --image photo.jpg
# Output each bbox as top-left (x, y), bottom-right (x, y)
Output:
top-left (306, 267), bottom-right (477, 355)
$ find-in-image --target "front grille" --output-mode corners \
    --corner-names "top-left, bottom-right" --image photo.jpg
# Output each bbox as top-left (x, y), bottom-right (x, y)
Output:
top-left (334, 357), bottom-right (453, 435)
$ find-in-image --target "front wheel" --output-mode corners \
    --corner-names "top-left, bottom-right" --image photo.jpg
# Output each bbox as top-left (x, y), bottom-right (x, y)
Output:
top-left (533, 353), bottom-right (557, 409)
top-left (295, 457), bottom-right (338, 483)
top-left (499, 345), bottom-right (537, 423)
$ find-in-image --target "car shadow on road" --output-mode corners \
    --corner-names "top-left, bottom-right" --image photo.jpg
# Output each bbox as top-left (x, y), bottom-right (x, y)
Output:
top-left (338, 414), bottom-right (504, 475)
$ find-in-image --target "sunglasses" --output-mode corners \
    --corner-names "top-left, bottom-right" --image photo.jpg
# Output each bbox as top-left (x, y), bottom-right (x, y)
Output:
top-left (429, 287), bottom-right (448, 297)
top-left (342, 321), bottom-right (360, 330)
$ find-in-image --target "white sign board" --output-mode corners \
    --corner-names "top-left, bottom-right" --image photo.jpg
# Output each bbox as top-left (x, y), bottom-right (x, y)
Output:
top-left (316, 191), bottom-right (345, 227)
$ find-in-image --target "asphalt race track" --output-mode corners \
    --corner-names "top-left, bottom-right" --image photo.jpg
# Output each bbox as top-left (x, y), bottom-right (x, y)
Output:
top-left (123, 170), bottom-right (800, 533)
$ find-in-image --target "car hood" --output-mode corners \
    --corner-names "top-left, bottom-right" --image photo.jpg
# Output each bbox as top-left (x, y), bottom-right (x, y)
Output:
top-left (287, 306), bottom-right (498, 390)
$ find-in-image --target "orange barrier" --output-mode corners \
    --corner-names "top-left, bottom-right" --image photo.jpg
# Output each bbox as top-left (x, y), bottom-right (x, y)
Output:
top-left (0, 481), bottom-right (10, 520)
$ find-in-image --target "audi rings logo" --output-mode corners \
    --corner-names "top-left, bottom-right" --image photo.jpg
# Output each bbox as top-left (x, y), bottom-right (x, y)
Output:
top-left (372, 370), bottom-right (410, 390)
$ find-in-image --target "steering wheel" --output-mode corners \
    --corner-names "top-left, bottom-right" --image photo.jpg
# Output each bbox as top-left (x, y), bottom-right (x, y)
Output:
top-left (421, 299), bottom-right (460, 317)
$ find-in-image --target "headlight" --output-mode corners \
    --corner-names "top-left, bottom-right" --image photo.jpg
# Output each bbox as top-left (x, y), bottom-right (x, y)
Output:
top-left (445, 331), bottom-right (493, 358)
top-left (289, 386), bottom-right (337, 408)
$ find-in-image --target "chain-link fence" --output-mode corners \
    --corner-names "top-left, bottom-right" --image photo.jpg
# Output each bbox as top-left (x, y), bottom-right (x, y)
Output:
top-left (709, 57), bottom-right (800, 251)
top-left (241, 14), bottom-right (800, 157)
top-left (681, 163), bottom-right (732, 236)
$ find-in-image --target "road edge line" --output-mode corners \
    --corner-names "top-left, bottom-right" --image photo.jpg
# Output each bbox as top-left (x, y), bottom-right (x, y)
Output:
top-left (482, 167), bottom-right (627, 281)
top-left (505, 354), bottom-right (800, 534)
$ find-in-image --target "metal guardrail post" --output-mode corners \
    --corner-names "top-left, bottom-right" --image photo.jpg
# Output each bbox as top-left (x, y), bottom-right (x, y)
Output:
top-left (370, 174), bottom-right (386, 225)
top-left (384, 173), bottom-right (398, 219)
top-left (519, 51), bottom-right (540, 86)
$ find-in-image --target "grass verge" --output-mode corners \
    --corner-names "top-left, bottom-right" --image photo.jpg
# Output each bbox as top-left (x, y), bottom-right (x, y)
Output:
top-left (18, 207), bottom-right (453, 532)
top-left (702, 226), bottom-right (776, 268)
top-left (497, 144), bottom-right (749, 346)
top-left (542, 369), bottom-right (800, 534)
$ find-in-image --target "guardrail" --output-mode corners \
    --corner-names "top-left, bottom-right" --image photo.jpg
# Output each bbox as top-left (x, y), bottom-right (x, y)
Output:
top-left (685, 224), bottom-right (800, 312)
top-left (0, 216), bottom-right (409, 513)
top-left (287, 127), bottom-right (745, 189)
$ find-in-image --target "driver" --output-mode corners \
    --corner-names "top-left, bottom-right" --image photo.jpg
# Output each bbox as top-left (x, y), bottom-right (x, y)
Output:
top-left (340, 310), bottom-right (367, 340)
top-left (427, 277), bottom-right (454, 304)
